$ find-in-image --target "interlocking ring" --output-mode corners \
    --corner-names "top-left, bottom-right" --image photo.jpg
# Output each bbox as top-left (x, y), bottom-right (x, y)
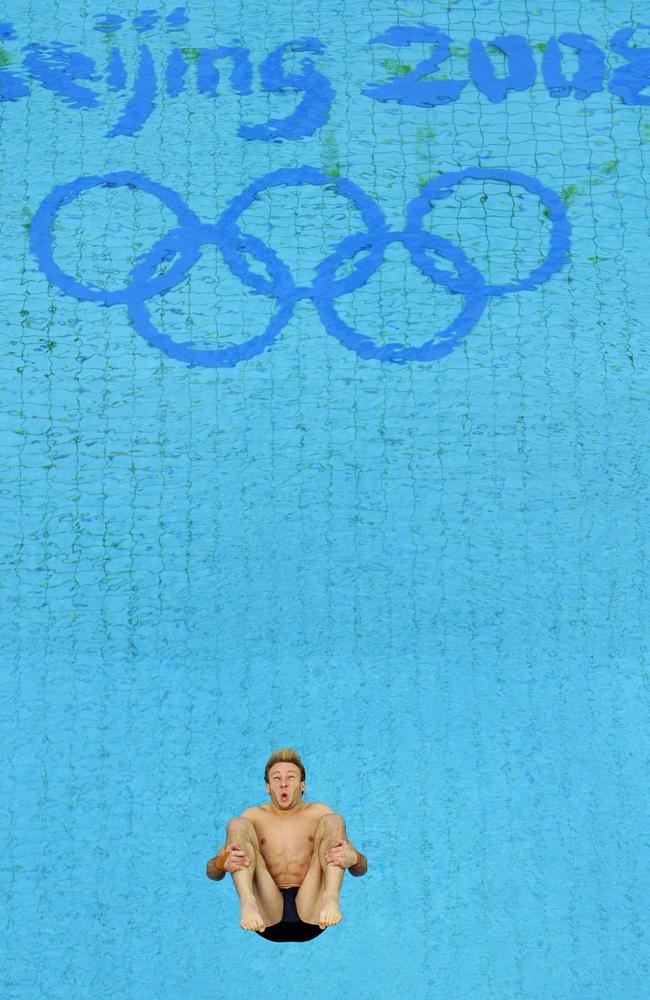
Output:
top-left (30, 172), bottom-right (203, 304)
top-left (312, 229), bottom-right (486, 362)
top-left (215, 165), bottom-right (389, 300)
top-left (405, 166), bottom-right (571, 296)
top-left (30, 165), bottom-right (571, 367)
top-left (127, 224), bottom-right (296, 367)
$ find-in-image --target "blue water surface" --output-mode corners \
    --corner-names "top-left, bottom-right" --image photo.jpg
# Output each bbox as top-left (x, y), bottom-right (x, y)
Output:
top-left (1, 1), bottom-right (649, 997)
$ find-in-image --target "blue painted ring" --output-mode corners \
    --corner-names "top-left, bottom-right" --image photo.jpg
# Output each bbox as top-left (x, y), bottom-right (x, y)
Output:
top-left (405, 167), bottom-right (571, 296)
top-left (216, 165), bottom-right (389, 299)
top-left (30, 171), bottom-right (202, 305)
top-left (312, 228), bottom-right (487, 363)
top-left (125, 226), bottom-right (297, 367)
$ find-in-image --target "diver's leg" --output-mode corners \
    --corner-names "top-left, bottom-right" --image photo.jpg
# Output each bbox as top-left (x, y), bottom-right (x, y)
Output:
top-left (295, 813), bottom-right (346, 928)
top-left (225, 817), bottom-right (284, 931)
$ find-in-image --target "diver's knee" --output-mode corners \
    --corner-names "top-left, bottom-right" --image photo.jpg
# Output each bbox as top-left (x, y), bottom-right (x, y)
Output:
top-left (227, 816), bottom-right (255, 838)
top-left (316, 812), bottom-right (345, 833)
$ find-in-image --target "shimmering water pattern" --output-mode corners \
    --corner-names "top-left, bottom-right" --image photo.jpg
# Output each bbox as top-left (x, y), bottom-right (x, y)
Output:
top-left (2, 2), bottom-right (649, 998)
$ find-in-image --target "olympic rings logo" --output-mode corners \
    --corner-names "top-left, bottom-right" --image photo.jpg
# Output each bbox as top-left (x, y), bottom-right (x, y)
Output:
top-left (30, 166), bottom-right (571, 367)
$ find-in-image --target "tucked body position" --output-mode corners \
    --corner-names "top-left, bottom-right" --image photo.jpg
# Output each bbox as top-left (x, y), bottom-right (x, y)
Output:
top-left (206, 747), bottom-right (368, 942)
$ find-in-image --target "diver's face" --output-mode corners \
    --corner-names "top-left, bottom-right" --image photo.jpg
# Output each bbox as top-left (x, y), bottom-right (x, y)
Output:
top-left (266, 763), bottom-right (304, 809)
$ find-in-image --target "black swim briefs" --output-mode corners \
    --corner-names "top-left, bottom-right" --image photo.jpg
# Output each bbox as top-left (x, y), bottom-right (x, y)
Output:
top-left (256, 887), bottom-right (326, 943)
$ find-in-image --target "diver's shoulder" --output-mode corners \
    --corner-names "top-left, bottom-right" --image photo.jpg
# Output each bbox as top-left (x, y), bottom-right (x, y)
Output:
top-left (308, 801), bottom-right (335, 816)
top-left (241, 804), bottom-right (265, 817)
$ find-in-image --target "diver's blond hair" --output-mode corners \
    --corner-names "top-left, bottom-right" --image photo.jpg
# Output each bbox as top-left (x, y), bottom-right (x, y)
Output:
top-left (264, 748), bottom-right (306, 796)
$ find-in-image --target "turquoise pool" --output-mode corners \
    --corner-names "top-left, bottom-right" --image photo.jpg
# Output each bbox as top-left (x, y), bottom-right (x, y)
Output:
top-left (2, 1), bottom-right (649, 997)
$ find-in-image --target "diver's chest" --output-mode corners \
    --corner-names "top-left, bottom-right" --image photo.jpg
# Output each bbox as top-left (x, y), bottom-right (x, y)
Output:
top-left (258, 820), bottom-right (316, 854)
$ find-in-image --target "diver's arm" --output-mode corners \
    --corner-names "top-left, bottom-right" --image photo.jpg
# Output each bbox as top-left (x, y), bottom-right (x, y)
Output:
top-left (348, 848), bottom-right (368, 877)
top-left (206, 845), bottom-right (229, 881)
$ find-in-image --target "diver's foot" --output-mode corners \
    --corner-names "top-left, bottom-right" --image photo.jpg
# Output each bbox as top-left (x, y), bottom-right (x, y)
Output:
top-left (318, 895), bottom-right (342, 929)
top-left (240, 899), bottom-right (266, 932)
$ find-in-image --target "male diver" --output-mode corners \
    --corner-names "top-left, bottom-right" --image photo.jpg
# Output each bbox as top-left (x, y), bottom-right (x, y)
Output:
top-left (206, 748), bottom-right (368, 942)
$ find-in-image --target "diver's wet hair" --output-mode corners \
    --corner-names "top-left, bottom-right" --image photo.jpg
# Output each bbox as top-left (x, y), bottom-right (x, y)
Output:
top-left (264, 748), bottom-right (306, 796)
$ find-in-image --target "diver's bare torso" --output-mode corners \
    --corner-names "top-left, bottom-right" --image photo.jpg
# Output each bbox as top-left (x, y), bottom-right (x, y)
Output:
top-left (243, 801), bottom-right (330, 888)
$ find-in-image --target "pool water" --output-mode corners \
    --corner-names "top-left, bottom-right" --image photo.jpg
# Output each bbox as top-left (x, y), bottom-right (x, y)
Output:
top-left (2, 2), bottom-right (649, 998)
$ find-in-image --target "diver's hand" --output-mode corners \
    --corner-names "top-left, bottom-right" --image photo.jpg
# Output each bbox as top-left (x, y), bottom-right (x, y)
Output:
top-left (221, 843), bottom-right (250, 872)
top-left (324, 839), bottom-right (358, 869)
